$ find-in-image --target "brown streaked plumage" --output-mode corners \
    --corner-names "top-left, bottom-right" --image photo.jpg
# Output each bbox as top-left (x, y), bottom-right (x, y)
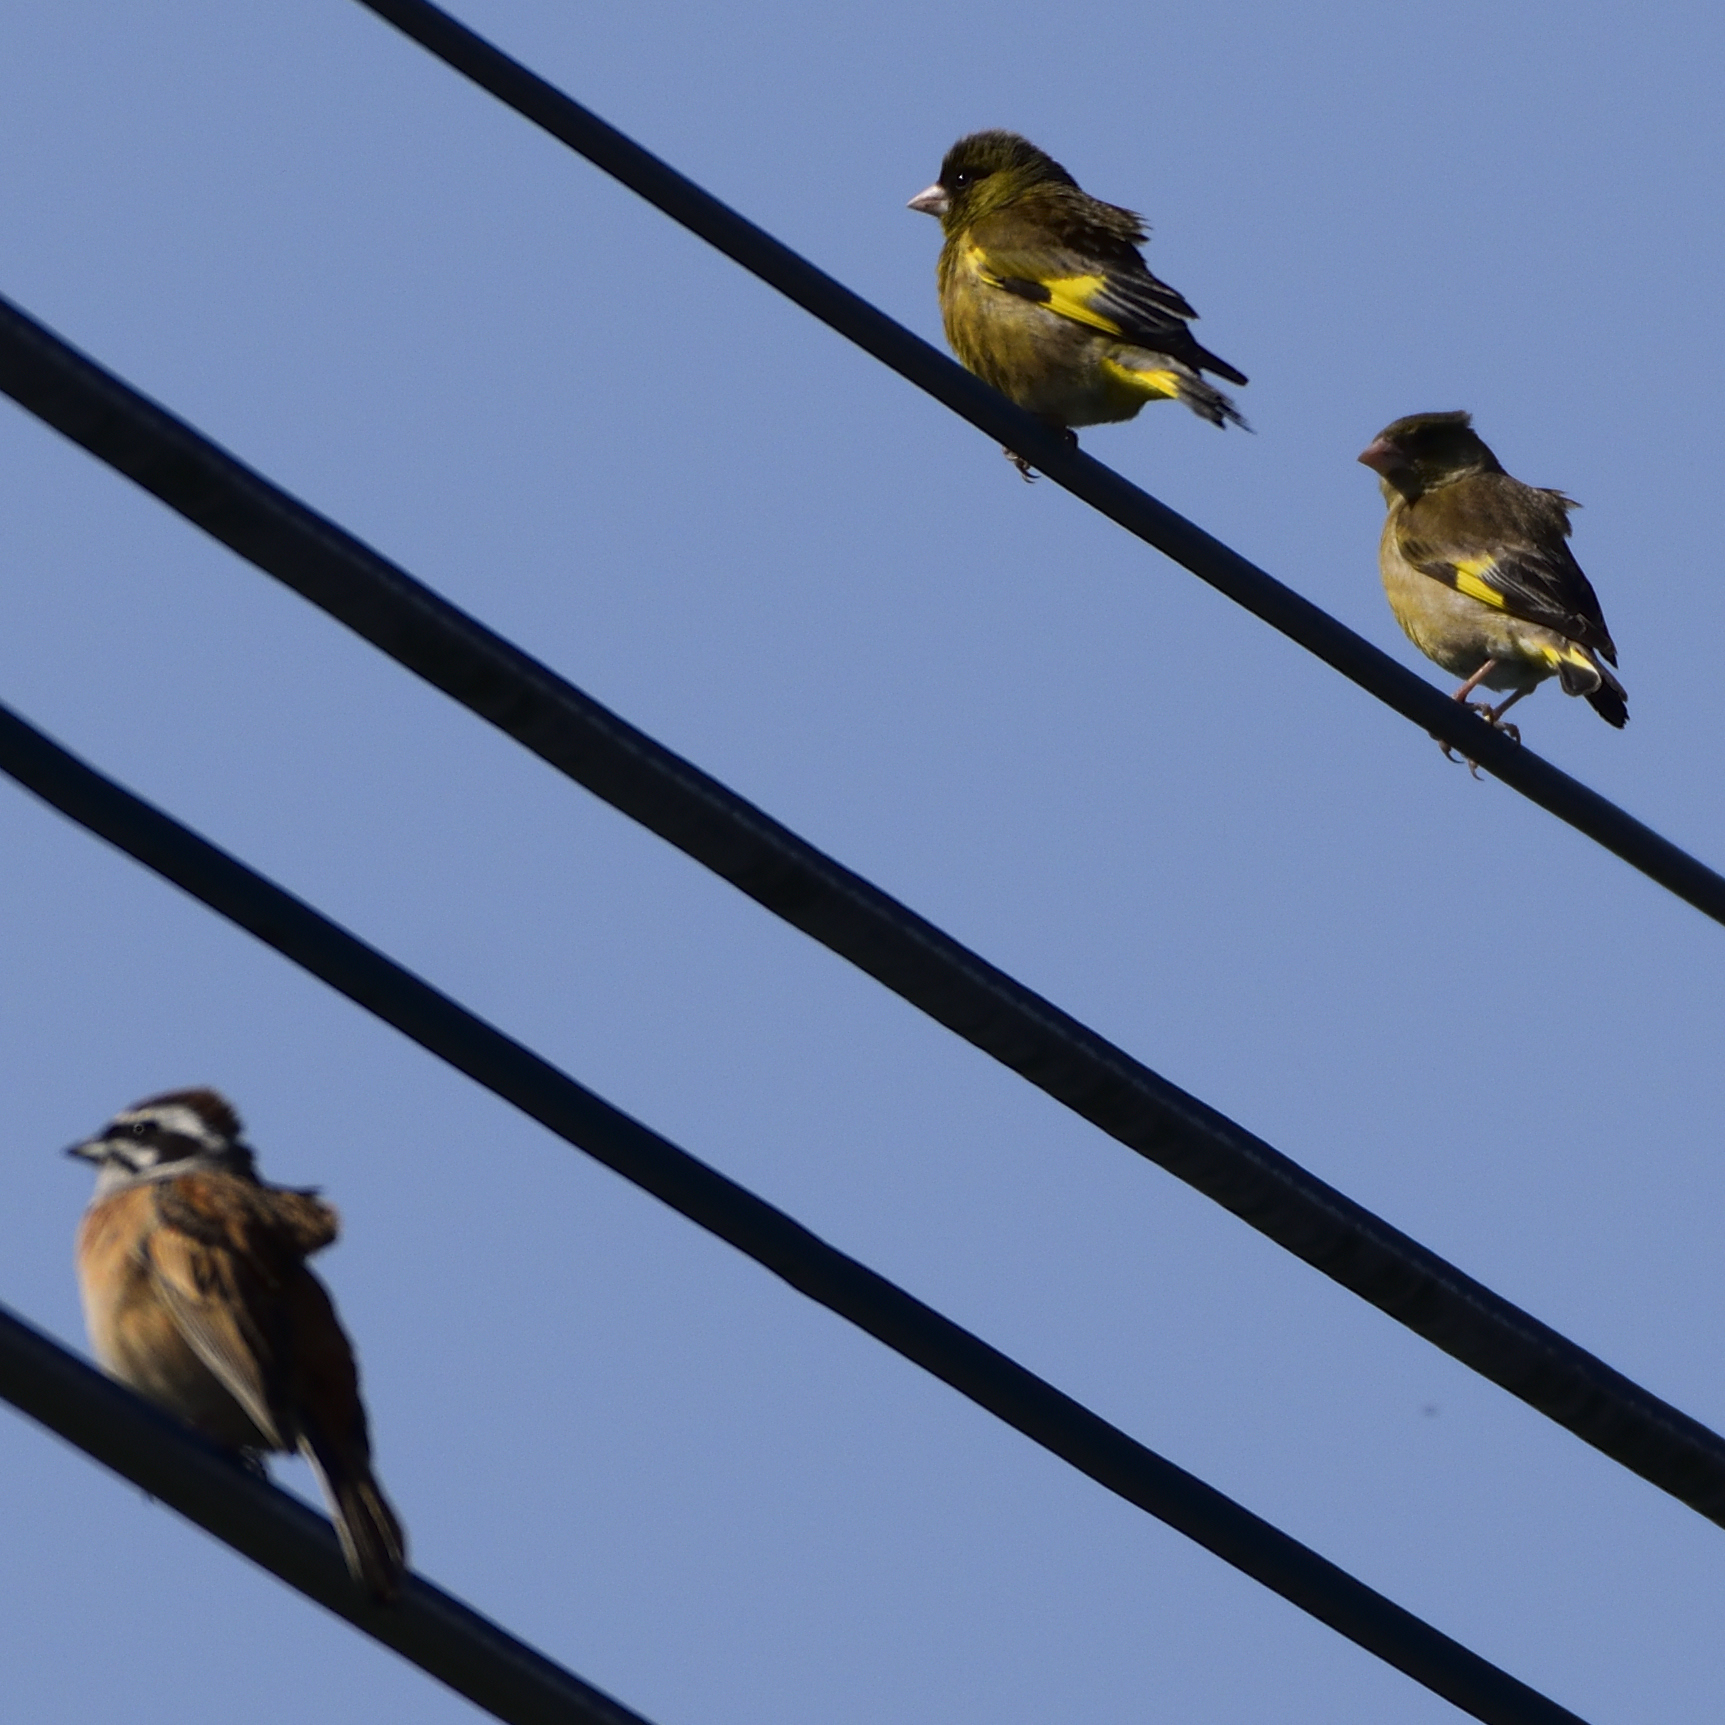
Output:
top-left (70, 1087), bottom-right (406, 1601)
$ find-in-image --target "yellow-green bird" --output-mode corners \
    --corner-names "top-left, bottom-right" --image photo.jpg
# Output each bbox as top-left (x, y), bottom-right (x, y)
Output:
top-left (1359, 411), bottom-right (1627, 746)
top-left (908, 130), bottom-right (1246, 476)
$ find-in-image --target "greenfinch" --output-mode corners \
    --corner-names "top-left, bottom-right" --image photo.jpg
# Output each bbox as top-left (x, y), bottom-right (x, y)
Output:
top-left (908, 130), bottom-right (1246, 476)
top-left (1359, 411), bottom-right (1627, 751)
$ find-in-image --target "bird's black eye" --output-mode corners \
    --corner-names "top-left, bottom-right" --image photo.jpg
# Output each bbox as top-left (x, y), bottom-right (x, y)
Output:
top-left (949, 169), bottom-right (972, 190)
top-left (127, 1120), bottom-right (153, 1139)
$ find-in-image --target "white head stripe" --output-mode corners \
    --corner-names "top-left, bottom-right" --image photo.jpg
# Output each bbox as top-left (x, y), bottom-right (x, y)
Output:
top-left (116, 1102), bottom-right (226, 1147)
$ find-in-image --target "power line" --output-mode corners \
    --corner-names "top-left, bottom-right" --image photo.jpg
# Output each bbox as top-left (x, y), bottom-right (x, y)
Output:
top-left (2, 292), bottom-right (1723, 1533)
top-left (347, 0), bottom-right (1725, 931)
top-left (0, 699), bottom-right (1586, 1725)
top-left (0, 1301), bottom-right (657, 1725)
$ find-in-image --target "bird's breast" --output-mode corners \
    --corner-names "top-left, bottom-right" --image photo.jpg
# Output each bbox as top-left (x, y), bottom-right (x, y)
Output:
top-left (1379, 524), bottom-right (1550, 688)
top-left (939, 254), bottom-right (1145, 427)
top-left (76, 1190), bottom-right (273, 1450)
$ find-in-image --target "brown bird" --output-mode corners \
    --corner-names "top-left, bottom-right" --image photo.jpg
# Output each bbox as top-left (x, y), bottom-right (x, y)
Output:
top-left (69, 1087), bottom-right (406, 1600)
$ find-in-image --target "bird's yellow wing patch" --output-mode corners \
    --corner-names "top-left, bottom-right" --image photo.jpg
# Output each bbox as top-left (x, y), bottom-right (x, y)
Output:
top-left (1033, 274), bottom-right (1125, 335)
top-left (1448, 558), bottom-right (1509, 609)
top-left (968, 249), bottom-right (1126, 336)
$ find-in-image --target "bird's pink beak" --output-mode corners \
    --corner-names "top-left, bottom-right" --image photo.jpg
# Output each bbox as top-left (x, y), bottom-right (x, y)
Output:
top-left (907, 183), bottom-right (949, 218)
top-left (1357, 437), bottom-right (1398, 474)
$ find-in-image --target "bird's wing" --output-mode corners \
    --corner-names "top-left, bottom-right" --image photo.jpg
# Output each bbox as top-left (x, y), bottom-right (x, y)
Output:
top-left (146, 1173), bottom-right (321, 1448)
top-left (266, 1186), bottom-right (341, 1256)
top-left (966, 209), bottom-right (1201, 351)
top-left (1397, 480), bottom-right (1617, 659)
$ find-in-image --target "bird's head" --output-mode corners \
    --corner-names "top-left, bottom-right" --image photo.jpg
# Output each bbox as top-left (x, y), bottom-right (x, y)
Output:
top-left (67, 1087), bottom-right (255, 1193)
top-left (1358, 410), bottom-right (1502, 502)
top-left (907, 130), bottom-right (1076, 233)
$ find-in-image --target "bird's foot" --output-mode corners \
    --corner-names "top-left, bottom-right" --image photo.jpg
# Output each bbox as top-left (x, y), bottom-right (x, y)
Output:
top-left (1005, 426), bottom-right (1077, 482)
top-left (1438, 700), bottom-right (1520, 777)
top-left (1436, 738), bottom-right (1486, 778)
top-left (1480, 701), bottom-right (1524, 745)
top-left (1437, 701), bottom-right (1494, 775)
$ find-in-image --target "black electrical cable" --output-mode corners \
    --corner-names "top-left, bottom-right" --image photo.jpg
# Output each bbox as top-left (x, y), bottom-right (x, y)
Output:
top-left (0, 701), bottom-right (1584, 1725)
top-left (0, 1302), bottom-right (657, 1725)
top-left (2, 293), bottom-right (1723, 1533)
top-left (345, 0), bottom-right (1725, 929)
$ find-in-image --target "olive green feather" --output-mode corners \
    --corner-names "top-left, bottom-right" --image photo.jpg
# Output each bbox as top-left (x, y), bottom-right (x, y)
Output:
top-left (911, 131), bottom-right (1247, 443)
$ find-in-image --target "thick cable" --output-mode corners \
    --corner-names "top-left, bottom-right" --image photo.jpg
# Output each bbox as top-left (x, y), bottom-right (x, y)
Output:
top-left (1, 293), bottom-right (1723, 1531)
top-left (0, 701), bottom-right (1583, 1725)
top-left (343, 0), bottom-right (1725, 926)
top-left (0, 1301), bottom-right (657, 1725)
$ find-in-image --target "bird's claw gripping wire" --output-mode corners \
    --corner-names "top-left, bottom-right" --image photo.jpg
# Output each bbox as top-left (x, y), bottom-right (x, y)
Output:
top-left (1438, 696), bottom-right (1523, 776)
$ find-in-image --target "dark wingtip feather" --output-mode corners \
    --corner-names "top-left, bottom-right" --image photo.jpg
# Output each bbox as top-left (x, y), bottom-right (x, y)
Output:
top-left (1193, 346), bottom-right (1248, 388)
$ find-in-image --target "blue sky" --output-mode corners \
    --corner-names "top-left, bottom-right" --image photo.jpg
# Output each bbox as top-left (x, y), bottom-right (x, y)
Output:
top-left (3, 2), bottom-right (1724, 1721)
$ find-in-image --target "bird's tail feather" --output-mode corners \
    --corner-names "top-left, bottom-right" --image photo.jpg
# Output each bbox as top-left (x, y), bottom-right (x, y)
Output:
top-left (1555, 650), bottom-right (1628, 728)
top-left (334, 1473), bottom-right (408, 1601)
top-left (1584, 664), bottom-right (1628, 728)
top-left (1106, 356), bottom-right (1248, 430)
top-left (303, 1439), bottom-right (408, 1601)
top-left (1175, 371), bottom-right (1249, 431)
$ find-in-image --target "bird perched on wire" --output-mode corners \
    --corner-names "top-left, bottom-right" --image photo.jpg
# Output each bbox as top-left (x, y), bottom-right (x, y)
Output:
top-left (69, 1087), bottom-right (407, 1601)
top-left (1359, 411), bottom-right (1627, 755)
top-left (908, 130), bottom-right (1247, 478)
